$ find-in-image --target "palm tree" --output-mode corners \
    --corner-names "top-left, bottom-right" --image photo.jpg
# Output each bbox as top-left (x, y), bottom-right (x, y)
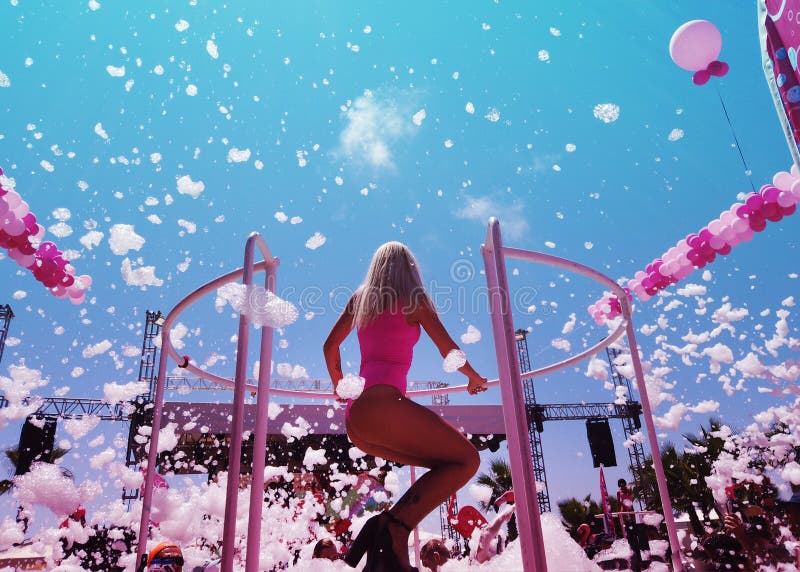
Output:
top-left (558, 495), bottom-right (602, 531)
top-left (638, 442), bottom-right (708, 536)
top-left (0, 444), bottom-right (72, 495)
top-left (558, 494), bottom-right (621, 537)
top-left (475, 458), bottom-right (517, 540)
top-left (681, 420), bottom-right (725, 518)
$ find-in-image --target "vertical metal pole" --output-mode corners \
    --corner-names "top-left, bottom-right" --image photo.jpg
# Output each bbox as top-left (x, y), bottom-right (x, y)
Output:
top-left (221, 236), bottom-right (258, 572)
top-left (410, 466), bottom-right (420, 568)
top-left (135, 327), bottom-right (172, 569)
top-left (481, 218), bottom-right (547, 572)
top-left (624, 318), bottom-right (683, 571)
top-left (245, 260), bottom-right (277, 572)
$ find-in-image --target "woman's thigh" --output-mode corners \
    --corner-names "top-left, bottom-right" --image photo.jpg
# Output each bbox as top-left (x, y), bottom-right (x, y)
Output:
top-left (347, 385), bottom-right (477, 469)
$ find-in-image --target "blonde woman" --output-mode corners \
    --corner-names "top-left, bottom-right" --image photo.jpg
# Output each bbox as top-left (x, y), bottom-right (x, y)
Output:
top-left (324, 241), bottom-right (488, 571)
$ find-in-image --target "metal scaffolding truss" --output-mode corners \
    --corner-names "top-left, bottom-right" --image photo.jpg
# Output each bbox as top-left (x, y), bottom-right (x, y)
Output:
top-left (124, 310), bottom-right (163, 505)
top-left (606, 346), bottom-right (650, 510)
top-left (0, 304), bottom-right (14, 367)
top-left (528, 401), bottom-right (642, 422)
top-left (517, 329), bottom-right (648, 517)
top-left (0, 396), bottom-right (131, 421)
top-left (518, 329), bottom-right (552, 514)
top-left (139, 310), bottom-right (164, 401)
top-left (439, 496), bottom-right (462, 554)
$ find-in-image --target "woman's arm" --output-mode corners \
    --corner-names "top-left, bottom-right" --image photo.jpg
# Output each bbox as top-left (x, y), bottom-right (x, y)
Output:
top-left (411, 301), bottom-right (488, 394)
top-left (323, 295), bottom-right (356, 398)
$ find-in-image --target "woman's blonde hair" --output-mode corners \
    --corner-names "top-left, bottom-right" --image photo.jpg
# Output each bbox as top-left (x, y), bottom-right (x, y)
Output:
top-left (352, 241), bottom-right (431, 327)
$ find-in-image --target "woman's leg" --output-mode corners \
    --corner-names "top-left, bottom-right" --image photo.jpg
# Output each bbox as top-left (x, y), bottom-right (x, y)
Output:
top-left (347, 385), bottom-right (480, 555)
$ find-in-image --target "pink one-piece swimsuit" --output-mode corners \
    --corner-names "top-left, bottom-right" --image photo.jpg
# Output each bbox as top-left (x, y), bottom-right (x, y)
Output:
top-left (346, 310), bottom-right (421, 420)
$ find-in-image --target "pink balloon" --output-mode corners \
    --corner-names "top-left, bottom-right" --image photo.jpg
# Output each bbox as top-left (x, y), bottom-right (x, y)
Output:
top-left (732, 217), bottom-right (749, 234)
top-left (720, 225), bottom-right (736, 242)
top-left (4, 190), bottom-right (21, 210)
top-left (773, 171), bottom-right (794, 191)
top-left (791, 179), bottom-right (800, 201)
top-left (674, 266), bottom-right (693, 280)
top-left (68, 285), bottom-right (84, 298)
top-left (12, 201), bottom-right (29, 219)
top-left (33, 224), bottom-right (45, 240)
top-left (709, 235), bottom-right (725, 250)
top-left (0, 198), bottom-right (8, 217)
top-left (720, 210), bottom-right (736, 225)
top-left (766, 205), bottom-right (784, 222)
top-left (778, 190), bottom-right (796, 208)
top-left (729, 202), bottom-right (744, 213)
top-left (708, 219), bottom-right (723, 236)
top-left (3, 215), bottom-right (25, 237)
top-left (37, 241), bottom-right (58, 259)
top-left (17, 253), bottom-right (36, 268)
top-left (69, 292), bottom-right (85, 305)
top-left (746, 194), bottom-right (764, 211)
top-left (738, 227), bottom-right (755, 242)
top-left (670, 20), bottom-right (723, 72)
top-left (762, 186), bottom-right (781, 204)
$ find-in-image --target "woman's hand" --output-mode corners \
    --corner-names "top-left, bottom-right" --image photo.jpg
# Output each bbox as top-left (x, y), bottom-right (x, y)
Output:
top-left (332, 383), bottom-right (349, 404)
top-left (467, 375), bottom-right (488, 395)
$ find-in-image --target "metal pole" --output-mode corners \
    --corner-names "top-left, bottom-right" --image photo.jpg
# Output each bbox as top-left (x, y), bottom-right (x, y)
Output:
top-left (220, 235), bottom-right (258, 572)
top-left (134, 324), bottom-right (172, 569)
top-left (410, 466), bottom-right (420, 569)
top-left (624, 319), bottom-right (683, 571)
top-left (481, 218), bottom-right (547, 572)
top-left (244, 258), bottom-right (277, 572)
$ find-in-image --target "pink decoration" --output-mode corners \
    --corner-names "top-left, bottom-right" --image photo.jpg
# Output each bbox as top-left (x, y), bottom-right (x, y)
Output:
top-left (693, 61), bottom-right (730, 86)
top-left (774, 171), bottom-right (794, 190)
top-left (670, 20), bottom-right (723, 71)
top-left (777, 190), bottom-right (795, 207)
top-left (0, 168), bottom-right (92, 302)
top-left (589, 167), bottom-right (800, 322)
top-left (670, 20), bottom-right (729, 86)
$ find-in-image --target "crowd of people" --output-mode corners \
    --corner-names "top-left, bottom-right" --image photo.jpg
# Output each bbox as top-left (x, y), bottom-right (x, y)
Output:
top-left (686, 480), bottom-right (800, 571)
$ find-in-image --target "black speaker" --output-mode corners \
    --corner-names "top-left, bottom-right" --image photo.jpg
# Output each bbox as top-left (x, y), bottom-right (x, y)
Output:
top-left (586, 418), bottom-right (616, 468)
top-left (16, 415), bottom-right (57, 476)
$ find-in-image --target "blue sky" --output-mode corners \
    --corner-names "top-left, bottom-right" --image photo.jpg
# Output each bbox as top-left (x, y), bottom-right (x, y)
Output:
top-left (1, 0), bottom-right (799, 531)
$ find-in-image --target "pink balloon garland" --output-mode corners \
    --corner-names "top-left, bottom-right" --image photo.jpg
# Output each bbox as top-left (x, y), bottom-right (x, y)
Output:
top-left (590, 168), bottom-right (800, 324)
top-left (0, 167), bottom-right (92, 304)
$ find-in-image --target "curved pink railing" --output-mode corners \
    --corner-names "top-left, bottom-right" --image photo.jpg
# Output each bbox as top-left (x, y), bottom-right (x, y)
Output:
top-left (136, 232), bottom-right (280, 572)
top-left (481, 218), bottom-right (683, 572)
top-left (137, 222), bottom-right (684, 572)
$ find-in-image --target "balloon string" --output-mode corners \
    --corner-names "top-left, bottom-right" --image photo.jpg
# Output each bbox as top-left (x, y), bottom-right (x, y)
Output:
top-left (716, 86), bottom-right (757, 193)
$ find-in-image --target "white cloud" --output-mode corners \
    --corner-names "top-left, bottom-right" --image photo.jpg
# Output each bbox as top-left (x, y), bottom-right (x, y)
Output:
top-left (335, 92), bottom-right (416, 168)
top-left (108, 224), bottom-right (145, 255)
top-left (176, 174), bottom-right (205, 199)
top-left (121, 258), bottom-right (164, 287)
top-left (454, 194), bottom-right (529, 240)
